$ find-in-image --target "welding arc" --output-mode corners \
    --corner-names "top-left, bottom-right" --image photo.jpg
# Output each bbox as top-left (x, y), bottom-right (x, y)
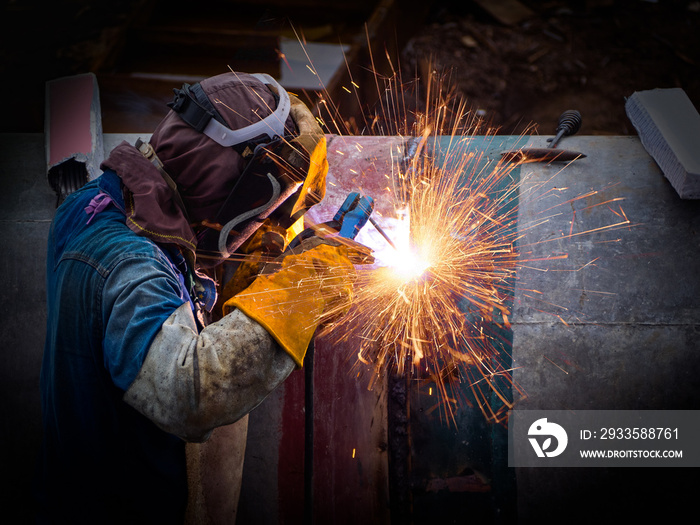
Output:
top-left (369, 217), bottom-right (397, 250)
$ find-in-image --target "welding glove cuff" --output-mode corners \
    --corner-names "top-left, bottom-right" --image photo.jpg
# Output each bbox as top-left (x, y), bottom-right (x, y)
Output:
top-left (223, 242), bottom-right (355, 366)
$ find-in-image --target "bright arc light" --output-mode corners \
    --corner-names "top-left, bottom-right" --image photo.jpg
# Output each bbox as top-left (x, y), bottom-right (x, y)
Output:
top-left (386, 246), bottom-right (431, 282)
top-left (365, 207), bottom-right (430, 281)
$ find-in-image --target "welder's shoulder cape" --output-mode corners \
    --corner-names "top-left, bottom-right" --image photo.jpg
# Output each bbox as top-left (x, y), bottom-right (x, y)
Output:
top-left (101, 141), bottom-right (197, 255)
top-left (47, 170), bottom-right (190, 391)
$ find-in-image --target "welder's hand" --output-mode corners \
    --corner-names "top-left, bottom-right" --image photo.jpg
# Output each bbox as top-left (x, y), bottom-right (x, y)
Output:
top-left (286, 228), bottom-right (375, 265)
top-left (261, 235), bottom-right (338, 275)
top-left (214, 221), bottom-right (289, 318)
top-left (223, 242), bottom-right (356, 367)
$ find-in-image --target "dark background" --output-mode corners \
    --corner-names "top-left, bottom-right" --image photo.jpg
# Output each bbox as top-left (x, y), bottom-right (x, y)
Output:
top-left (1, 1), bottom-right (698, 524)
top-left (1, 0), bottom-right (698, 135)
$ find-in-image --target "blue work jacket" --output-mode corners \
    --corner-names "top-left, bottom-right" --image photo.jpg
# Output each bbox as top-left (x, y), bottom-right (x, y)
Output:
top-left (36, 171), bottom-right (193, 524)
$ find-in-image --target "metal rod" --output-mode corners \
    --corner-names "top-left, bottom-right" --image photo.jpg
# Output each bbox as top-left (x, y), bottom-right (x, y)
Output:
top-left (369, 216), bottom-right (397, 250)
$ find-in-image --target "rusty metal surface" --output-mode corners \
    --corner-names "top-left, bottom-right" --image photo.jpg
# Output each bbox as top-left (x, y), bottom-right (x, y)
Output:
top-left (306, 135), bottom-right (406, 228)
top-left (512, 135), bottom-right (700, 523)
top-left (309, 135), bottom-right (400, 524)
top-left (240, 135), bottom-right (403, 524)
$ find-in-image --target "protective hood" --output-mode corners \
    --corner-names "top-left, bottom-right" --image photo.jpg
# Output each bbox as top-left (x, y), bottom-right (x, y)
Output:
top-left (101, 72), bottom-right (300, 264)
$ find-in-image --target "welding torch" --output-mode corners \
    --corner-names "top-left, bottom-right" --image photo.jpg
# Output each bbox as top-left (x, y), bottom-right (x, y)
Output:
top-left (288, 192), bottom-right (396, 265)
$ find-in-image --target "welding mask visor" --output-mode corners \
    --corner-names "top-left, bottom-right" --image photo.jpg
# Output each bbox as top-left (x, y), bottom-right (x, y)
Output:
top-left (196, 132), bottom-right (327, 263)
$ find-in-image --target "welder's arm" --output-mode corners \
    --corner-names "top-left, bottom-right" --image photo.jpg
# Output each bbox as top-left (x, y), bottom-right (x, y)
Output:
top-left (124, 241), bottom-right (354, 443)
top-left (124, 305), bottom-right (295, 443)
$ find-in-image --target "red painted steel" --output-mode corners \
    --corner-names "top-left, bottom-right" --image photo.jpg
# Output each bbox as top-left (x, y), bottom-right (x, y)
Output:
top-left (276, 368), bottom-right (305, 524)
top-left (308, 136), bottom-right (402, 523)
top-left (47, 74), bottom-right (96, 165)
top-left (253, 136), bottom-right (404, 523)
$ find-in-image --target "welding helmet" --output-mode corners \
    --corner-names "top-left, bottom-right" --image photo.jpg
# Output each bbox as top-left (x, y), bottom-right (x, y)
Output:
top-left (164, 73), bottom-right (327, 264)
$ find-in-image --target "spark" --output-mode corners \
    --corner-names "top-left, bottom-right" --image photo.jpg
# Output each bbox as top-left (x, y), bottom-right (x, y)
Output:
top-left (316, 94), bottom-right (527, 422)
top-left (543, 355), bottom-right (570, 374)
top-left (205, 36), bottom-right (632, 426)
top-left (309, 54), bottom-right (630, 424)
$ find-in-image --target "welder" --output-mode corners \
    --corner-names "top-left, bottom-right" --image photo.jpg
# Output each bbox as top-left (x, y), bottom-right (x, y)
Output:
top-left (35, 72), bottom-right (356, 524)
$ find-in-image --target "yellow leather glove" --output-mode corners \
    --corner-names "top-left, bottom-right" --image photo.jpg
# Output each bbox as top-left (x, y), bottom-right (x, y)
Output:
top-left (223, 240), bottom-right (355, 367)
top-left (215, 217), bottom-right (305, 314)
